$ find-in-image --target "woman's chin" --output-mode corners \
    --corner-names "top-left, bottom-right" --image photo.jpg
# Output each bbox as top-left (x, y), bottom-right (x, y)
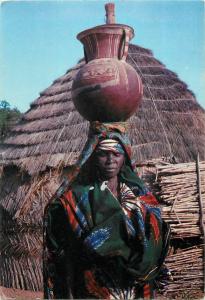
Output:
top-left (102, 170), bottom-right (117, 180)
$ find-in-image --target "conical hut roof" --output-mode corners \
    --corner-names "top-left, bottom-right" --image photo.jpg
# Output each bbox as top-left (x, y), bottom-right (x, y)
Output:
top-left (0, 43), bottom-right (205, 293)
top-left (1, 44), bottom-right (205, 176)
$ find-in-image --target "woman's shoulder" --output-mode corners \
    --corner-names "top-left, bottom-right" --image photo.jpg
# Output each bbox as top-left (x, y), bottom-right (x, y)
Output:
top-left (46, 179), bottom-right (91, 212)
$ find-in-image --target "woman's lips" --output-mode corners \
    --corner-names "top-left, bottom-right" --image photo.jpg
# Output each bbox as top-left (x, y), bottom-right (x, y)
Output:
top-left (105, 167), bottom-right (116, 172)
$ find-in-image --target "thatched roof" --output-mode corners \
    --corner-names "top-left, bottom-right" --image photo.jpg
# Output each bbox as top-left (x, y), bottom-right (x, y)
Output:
top-left (1, 44), bottom-right (205, 175)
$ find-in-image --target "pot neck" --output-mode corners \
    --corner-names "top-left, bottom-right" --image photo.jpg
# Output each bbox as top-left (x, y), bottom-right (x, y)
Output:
top-left (77, 24), bottom-right (134, 62)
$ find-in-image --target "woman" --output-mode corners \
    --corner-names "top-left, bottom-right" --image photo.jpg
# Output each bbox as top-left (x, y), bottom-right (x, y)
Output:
top-left (43, 122), bottom-right (170, 299)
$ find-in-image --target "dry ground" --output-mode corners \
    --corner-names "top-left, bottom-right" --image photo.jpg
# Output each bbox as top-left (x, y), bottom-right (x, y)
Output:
top-left (0, 286), bottom-right (43, 300)
top-left (0, 286), bottom-right (204, 300)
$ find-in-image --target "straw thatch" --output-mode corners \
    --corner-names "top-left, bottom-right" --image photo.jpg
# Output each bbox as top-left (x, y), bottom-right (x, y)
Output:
top-left (137, 160), bottom-right (205, 237)
top-left (0, 166), bottom-right (62, 290)
top-left (158, 244), bottom-right (204, 298)
top-left (0, 44), bottom-right (205, 294)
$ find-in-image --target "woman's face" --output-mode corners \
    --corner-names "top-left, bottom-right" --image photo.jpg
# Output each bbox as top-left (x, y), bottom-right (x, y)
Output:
top-left (94, 150), bottom-right (124, 180)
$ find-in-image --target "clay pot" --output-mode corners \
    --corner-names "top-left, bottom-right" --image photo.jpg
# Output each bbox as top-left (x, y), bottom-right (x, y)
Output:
top-left (72, 24), bottom-right (143, 122)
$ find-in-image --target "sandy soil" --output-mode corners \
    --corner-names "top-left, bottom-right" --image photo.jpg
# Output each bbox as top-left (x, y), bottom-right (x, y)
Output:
top-left (0, 286), bottom-right (43, 300)
top-left (0, 286), bottom-right (204, 300)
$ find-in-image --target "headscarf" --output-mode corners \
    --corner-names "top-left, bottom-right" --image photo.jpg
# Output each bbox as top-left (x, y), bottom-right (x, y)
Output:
top-left (96, 139), bottom-right (125, 154)
top-left (55, 121), bottom-right (137, 197)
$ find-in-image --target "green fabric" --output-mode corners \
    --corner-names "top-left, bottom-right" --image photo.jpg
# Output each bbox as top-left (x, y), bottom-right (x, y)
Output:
top-left (68, 163), bottom-right (168, 284)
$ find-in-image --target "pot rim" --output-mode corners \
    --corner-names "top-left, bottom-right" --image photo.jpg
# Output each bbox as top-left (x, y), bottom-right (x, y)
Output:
top-left (77, 24), bottom-right (134, 41)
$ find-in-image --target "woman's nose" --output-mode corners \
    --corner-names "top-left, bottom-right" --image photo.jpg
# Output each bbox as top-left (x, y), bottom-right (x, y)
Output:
top-left (107, 152), bottom-right (114, 163)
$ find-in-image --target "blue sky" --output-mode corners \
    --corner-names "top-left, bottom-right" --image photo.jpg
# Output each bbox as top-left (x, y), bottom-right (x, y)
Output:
top-left (0, 0), bottom-right (204, 112)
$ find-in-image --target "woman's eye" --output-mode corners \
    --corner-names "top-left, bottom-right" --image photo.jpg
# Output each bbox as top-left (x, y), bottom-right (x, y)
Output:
top-left (96, 151), bottom-right (107, 157)
top-left (114, 153), bottom-right (121, 157)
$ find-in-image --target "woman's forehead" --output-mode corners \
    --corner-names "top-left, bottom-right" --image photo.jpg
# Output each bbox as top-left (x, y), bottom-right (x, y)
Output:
top-left (95, 149), bottom-right (124, 155)
top-left (94, 149), bottom-right (125, 162)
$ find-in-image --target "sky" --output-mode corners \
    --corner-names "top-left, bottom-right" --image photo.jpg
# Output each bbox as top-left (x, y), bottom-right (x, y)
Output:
top-left (0, 0), bottom-right (205, 112)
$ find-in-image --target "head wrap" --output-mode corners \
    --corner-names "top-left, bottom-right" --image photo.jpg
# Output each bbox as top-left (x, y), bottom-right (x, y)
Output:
top-left (96, 139), bottom-right (125, 154)
top-left (60, 121), bottom-right (133, 189)
top-left (78, 121), bottom-right (132, 167)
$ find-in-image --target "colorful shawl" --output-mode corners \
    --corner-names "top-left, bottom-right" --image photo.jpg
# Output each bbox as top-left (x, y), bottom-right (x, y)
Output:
top-left (43, 122), bottom-right (170, 299)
